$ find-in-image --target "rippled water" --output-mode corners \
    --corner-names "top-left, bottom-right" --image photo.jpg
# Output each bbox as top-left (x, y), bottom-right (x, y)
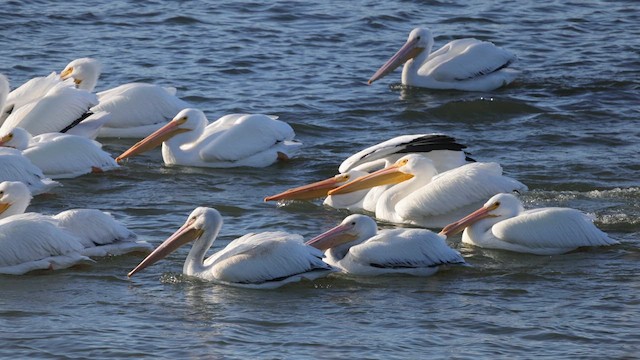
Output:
top-left (1, 0), bottom-right (639, 358)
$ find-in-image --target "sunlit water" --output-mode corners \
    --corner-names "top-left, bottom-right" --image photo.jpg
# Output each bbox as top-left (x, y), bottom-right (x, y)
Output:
top-left (1, 1), bottom-right (639, 358)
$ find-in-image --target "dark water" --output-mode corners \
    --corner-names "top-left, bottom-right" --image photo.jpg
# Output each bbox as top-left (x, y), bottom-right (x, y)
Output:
top-left (1, 1), bottom-right (639, 358)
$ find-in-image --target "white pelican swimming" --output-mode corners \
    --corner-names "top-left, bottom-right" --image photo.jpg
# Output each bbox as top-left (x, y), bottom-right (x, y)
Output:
top-left (305, 214), bottom-right (465, 276)
top-left (328, 154), bottom-right (528, 229)
top-left (0, 79), bottom-right (97, 136)
top-left (264, 133), bottom-right (473, 211)
top-left (439, 193), bottom-right (618, 255)
top-left (369, 27), bottom-right (518, 91)
top-left (0, 127), bottom-right (118, 179)
top-left (60, 57), bottom-right (192, 138)
top-left (116, 108), bottom-right (302, 168)
top-left (0, 181), bottom-right (152, 257)
top-left (0, 213), bottom-right (92, 275)
top-left (128, 207), bottom-right (336, 289)
top-left (0, 148), bottom-right (59, 195)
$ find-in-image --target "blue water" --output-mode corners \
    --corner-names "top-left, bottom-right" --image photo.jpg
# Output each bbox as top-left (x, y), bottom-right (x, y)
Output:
top-left (1, 1), bottom-right (639, 358)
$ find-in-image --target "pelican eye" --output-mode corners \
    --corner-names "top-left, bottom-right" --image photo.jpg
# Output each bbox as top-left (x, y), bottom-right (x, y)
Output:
top-left (350, 221), bottom-right (356, 226)
top-left (0, 191), bottom-right (4, 195)
top-left (494, 201), bottom-right (501, 207)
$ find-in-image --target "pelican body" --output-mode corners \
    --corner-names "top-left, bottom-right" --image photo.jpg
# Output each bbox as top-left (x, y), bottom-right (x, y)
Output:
top-left (369, 27), bottom-right (518, 91)
top-left (117, 108), bottom-right (302, 168)
top-left (60, 57), bottom-right (192, 139)
top-left (328, 154), bottom-right (528, 229)
top-left (128, 207), bottom-right (336, 289)
top-left (306, 214), bottom-right (465, 276)
top-left (0, 127), bottom-right (118, 179)
top-left (440, 193), bottom-right (618, 255)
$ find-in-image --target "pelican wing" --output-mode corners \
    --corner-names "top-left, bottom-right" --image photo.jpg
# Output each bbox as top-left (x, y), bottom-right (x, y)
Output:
top-left (425, 39), bottom-right (516, 82)
top-left (492, 208), bottom-right (618, 249)
top-left (93, 83), bottom-right (190, 128)
top-left (397, 162), bottom-right (527, 219)
top-left (2, 72), bottom-right (61, 120)
top-left (199, 114), bottom-right (295, 162)
top-left (208, 231), bottom-right (331, 285)
top-left (1, 81), bottom-right (97, 135)
top-left (339, 134), bottom-right (468, 173)
top-left (349, 229), bottom-right (465, 268)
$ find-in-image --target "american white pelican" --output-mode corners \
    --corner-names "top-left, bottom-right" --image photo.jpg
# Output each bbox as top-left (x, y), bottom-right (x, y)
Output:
top-left (0, 148), bottom-right (59, 195)
top-left (0, 181), bottom-right (152, 257)
top-left (60, 57), bottom-right (192, 138)
top-left (369, 27), bottom-right (518, 91)
top-left (128, 207), bottom-right (336, 289)
top-left (0, 213), bottom-right (92, 275)
top-left (328, 154), bottom-right (528, 229)
top-left (0, 127), bottom-right (119, 179)
top-left (440, 193), bottom-right (618, 255)
top-left (116, 108), bottom-right (302, 168)
top-left (1, 72), bottom-right (61, 124)
top-left (264, 134), bottom-right (473, 211)
top-left (0, 80), bottom-right (97, 136)
top-left (306, 214), bottom-right (465, 276)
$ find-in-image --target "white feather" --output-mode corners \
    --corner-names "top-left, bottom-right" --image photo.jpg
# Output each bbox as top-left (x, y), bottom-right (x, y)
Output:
top-left (0, 80), bottom-right (97, 135)
top-left (0, 148), bottom-right (60, 195)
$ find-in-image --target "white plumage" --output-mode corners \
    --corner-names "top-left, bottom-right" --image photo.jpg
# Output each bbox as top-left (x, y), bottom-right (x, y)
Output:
top-left (440, 193), bottom-right (618, 255)
top-left (60, 58), bottom-right (192, 139)
top-left (328, 154), bottom-right (528, 229)
top-left (0, 181), bottom-right (152, 258)
top-left (0, 213), bottom-right (93, 275)
top-left (1, 72), bottom-right (61, 124)
top-left (116, 108), bottom-right (302, 168)
top-left (369, 27), bottom-right (518, 91)
top-left (128, 207), bottom-right (336, 289)
top-left (0, 80), bottom-right (97, 136)
top-left (0, 148), bottom-right (59, 195)
top-left (306, 214), bottom-right (465, 276)
top-left (265, 134), bottom-right (472, 212)
top-left (0, 127), bottom-right (118, 179)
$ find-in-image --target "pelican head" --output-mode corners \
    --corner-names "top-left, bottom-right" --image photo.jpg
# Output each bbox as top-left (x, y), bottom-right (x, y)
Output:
top-left (128, 207), bottom-right (221, 277)
top-left (0, 181), bottom-right (32, 219)
top-left (368, 27), bottom-right (434, 85)
top-left (0, 127), bottom-right (31, 150)
top-left (60, 57), bottom-right (102, 91)
top-left (305, 214), bottom-right (377, 251)
top-left (328, 154), bottom-right (436, 196)
top-left (440, 193), bottom-right (524, 237)
top-left (264, 170), bottom-right (367, 202)
top-left (116, 108), bottom-right (206, 163)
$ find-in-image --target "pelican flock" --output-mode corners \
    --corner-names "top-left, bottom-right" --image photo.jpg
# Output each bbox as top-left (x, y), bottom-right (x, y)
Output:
top-left (265, 133), bottom-right (473, 211)
top-left (0, 49), bottom-right (619, 285)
